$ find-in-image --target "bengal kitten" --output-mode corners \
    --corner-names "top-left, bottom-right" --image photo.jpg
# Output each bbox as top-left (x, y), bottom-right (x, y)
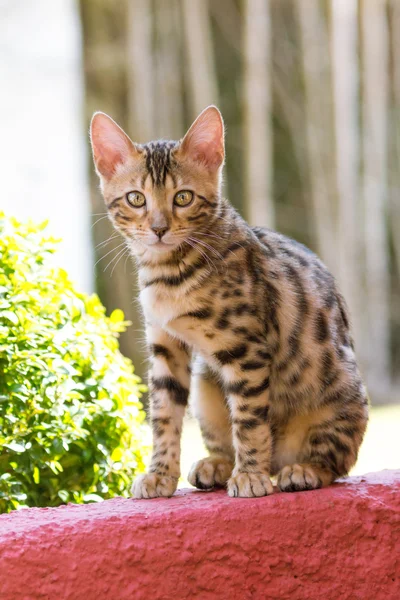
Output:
top-left (90, 106), bottom-right (368, 499)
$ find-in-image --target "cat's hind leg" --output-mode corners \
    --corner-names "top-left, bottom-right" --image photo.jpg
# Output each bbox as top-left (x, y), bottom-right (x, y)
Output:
top-left (276, 393), bottom-right (368, 493)
top-left (188, 361), bottom-right (234, 490)
top-left (277, 463), bottom-right (333, 491)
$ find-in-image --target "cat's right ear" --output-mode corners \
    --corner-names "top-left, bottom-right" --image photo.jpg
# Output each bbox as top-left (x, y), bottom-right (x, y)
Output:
top-left (90, 112), bottom-right (138, 180)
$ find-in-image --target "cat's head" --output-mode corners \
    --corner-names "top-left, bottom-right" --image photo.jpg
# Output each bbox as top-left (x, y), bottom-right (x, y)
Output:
top-left (90, 106), bottom-right (225, 257)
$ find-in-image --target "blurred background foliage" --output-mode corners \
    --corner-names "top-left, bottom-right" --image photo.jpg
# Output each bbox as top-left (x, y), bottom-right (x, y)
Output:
top-left (80, 0), bottom-right (400, 404)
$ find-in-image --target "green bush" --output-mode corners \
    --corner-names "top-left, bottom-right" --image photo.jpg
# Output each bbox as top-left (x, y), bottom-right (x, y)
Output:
top-left (0, 213), bottom-right (149, 512)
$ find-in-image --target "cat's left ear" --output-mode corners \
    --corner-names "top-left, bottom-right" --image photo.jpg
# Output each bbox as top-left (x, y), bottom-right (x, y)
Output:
top-left (178, 106), bottom-right (225, 171)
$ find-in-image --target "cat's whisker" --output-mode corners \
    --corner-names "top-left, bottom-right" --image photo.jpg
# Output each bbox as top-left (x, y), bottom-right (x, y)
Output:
top-left (187, 237), bottom-right (221, 273)
top-left (192, 242), bottom-right (223, 265)
top-left (95, 234), bottom-right (120, 249)
top-left (184, 238), bottom-right (210, 269)
top-left (104, 246), bottom-right (129, 274)
top-left (94, 241), bottom-right (126, 268)
top-left (212, 212), bottom-right (237, 229)
top-left (91, 215), bottom-right (110, 228)
top-left (200, 226), bottom-right (248, 254)
top-left (199, 230), bottom-right (226, 238)
top-left (184, 239), bottom-right (216, 273)
top-left (110, 247), bottom-right (130, 277)
top-left (194, 229), bottom-right (230, 243)
top-left (123, 251), bottom-right (131, 274)
top-left (188, 236), bottom-right (224, 261)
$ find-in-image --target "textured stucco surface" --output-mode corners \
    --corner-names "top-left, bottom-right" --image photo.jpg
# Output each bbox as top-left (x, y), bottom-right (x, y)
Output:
top-left (0, 470), bottom-right (399, 600)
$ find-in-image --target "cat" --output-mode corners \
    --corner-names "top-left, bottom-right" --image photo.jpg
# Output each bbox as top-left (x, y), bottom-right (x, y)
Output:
top-left (90, 105), bottom-right (368, 498)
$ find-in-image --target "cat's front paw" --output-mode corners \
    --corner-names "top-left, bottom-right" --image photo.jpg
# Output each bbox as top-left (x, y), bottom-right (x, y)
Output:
top-left (131, 473), bottom-right (178, 499)
top-left (227, 472), bottom-right (274, 498)
top-left (188, 457), bottom-right (233, 490)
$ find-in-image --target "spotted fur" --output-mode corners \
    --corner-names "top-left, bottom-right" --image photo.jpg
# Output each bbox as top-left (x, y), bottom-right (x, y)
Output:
top-left (91, 106), bottom-right (369, 499)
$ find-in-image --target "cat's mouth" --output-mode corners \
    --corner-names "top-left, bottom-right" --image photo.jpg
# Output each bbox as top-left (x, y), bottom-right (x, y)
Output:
top-left (132, 231), bottom-right (182, 253)
top-left (146, 239), bottom-right (177, 253)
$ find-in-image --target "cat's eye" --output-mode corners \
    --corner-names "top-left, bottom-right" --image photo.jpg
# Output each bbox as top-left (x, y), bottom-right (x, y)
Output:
top-left (127, 191), bottom-right (146, 208)
top-left (174, 190), bottom-right (194, 207)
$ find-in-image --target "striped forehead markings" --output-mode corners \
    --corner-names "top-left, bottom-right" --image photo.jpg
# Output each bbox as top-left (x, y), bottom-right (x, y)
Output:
top-left (143, 141), bottom-right (178, 187)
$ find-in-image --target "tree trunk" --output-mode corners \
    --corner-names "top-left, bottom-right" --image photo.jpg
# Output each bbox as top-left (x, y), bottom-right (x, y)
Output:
top-left (127, 0), bottom-right (154, 142)
top-left (154, 0), bottom-right (184, 138)
top-left (81, 0), bottom-right (147, 376)
top-left (330, 0), bottom-right (364, 362)
top-left (360, 0), bottom-right (391, 395)
top-left (181, 0), bottom-right (218, 116)
top-left (243, 0), bottom-right (274, 228)
top-left (388, 0), bottom-right (400, 281)
top-left (296, 0), bottom-right (338, 273)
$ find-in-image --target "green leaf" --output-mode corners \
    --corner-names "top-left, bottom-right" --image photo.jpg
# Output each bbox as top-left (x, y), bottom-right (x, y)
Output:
top-left (58, 490), bottom-right (69, 502)
top-left (3, 442), bottom-right (25, 453)
top-left (83, 493), bottom-right (104, 503)
top-left (1, 311), bottom-right (19, 325)
top-left (33, 467), bottom-right (40, 484)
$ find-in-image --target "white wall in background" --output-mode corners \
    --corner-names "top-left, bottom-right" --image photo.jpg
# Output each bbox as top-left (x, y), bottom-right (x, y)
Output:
top-left (0, 0), bottom-right (93, 293)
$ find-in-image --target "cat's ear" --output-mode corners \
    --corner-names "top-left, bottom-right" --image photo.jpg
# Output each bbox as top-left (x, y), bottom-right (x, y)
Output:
top-left (90, 112), bottom-right (138, 179)
top-left (179, 106), bottom-right (225, 171)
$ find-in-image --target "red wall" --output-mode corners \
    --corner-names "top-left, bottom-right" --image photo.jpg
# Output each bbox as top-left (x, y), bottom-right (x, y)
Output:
top-left (0, 470), bottom-right (399, 600)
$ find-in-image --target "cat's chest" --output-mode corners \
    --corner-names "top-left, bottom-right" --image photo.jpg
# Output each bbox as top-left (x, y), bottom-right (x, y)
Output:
top-left (140, 287), bottom-right (176, 326)
top-left (139, 286), bottom-right (199, 329)
top-left (139, 285), bottom-right (217, 353)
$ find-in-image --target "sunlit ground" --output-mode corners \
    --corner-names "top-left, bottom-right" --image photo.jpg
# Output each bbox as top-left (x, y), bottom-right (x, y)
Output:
top-left (178, 405), bottom-right (400, 488)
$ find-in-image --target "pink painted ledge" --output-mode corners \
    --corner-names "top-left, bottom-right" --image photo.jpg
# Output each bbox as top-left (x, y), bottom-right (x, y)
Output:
top-left (0, 470), bottom-right (399, 600)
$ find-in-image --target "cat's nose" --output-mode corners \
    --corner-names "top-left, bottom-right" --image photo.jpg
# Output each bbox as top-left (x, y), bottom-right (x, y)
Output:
top-left (151, 225), bottom-right (169, 239)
